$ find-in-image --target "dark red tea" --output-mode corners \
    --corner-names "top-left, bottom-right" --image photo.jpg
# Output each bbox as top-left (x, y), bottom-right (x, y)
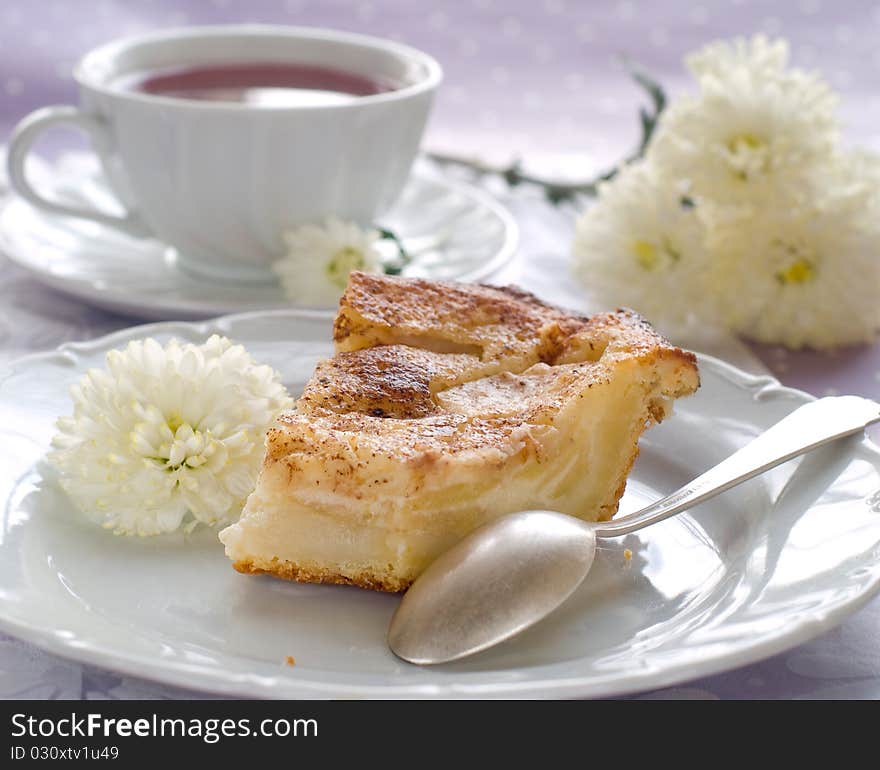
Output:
top-left (116, 62), bottom-right (397, 106)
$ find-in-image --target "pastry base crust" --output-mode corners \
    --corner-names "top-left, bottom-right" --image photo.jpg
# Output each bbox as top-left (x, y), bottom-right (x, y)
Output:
top-left (231, 557), bottom-right (411, 593)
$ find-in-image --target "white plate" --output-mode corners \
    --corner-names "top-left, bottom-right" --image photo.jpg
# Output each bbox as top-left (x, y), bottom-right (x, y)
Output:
top-left (0, 158), bottom-right (518, 321)
top-left (2, 312), bottom-right (880, 699)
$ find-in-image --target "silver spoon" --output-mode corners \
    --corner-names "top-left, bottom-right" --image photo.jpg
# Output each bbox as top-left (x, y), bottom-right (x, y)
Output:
top-left (388, 395), bottom-right (880, 665)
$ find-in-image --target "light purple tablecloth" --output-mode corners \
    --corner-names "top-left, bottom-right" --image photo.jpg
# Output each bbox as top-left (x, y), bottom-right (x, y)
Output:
top-left (1, 0), bottom-right (879, 699)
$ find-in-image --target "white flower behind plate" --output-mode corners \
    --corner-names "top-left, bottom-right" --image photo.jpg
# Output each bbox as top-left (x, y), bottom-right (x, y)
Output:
top-left (650, 35), bottom-right (839, 210)
top-left (273, 217), bottom-right (385, 307)
top-left (49, 335), bottom-right (292, 536)
top-left (705, 158), bottom-right (880, 350)
top-left (685, 34), bottom-right (789, 81)
top-left (572, 33), bottom-right (880, 350)
top-left (572, 161), bottom-right (716, 335)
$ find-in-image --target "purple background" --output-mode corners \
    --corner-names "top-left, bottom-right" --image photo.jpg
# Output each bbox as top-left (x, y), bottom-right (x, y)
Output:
top-left (2, 0), bottom-right (880, 699)
top-left (3, 1), bottom-right (880, 181)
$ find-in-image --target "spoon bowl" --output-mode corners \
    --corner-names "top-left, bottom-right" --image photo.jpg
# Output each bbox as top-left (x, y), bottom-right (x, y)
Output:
top-left (387, 510), bottom-right (597, 665)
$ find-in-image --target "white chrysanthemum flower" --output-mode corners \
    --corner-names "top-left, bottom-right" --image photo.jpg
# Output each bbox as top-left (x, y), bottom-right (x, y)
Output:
top-left (686, 34), bottom-right (788, 81)
top-left (572, 161), bottom-right (715, 333)
top-left (274, 217), bottom-right (384, 306)
top-left (650, 35), bottom-right (839, 208)
top-left (49, 335), bottom-right (292, 535)
top-left (704, 169), bottom-right (880, 349)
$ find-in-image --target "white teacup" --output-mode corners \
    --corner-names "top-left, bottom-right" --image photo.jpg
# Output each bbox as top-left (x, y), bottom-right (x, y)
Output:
top-left (7, 25), bottom-right (442, 282)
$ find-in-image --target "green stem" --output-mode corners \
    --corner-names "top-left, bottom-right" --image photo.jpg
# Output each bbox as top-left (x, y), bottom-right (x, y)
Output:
top-left (424, 152), bottom-right (603, 202)
top-left (426, 59), bottom-right (666, 205)
top-left (378, 228), bottom-right (412, 275)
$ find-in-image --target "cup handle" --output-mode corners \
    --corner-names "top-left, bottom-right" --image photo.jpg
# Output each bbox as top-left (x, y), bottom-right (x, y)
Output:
top-left (6, 106), bottom-right (151, 238)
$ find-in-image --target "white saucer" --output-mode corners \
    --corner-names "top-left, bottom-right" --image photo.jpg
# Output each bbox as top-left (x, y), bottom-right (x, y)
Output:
top-left (0, 155), bottom-right (518, 321)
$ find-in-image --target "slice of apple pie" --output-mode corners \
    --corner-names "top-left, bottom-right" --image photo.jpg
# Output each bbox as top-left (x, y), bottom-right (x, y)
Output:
top-left (219, 272), bottom-right (699, 591)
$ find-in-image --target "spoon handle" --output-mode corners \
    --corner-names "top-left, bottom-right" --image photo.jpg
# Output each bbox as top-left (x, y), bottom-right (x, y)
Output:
top-left (594, 395), bottom-right (880, 538)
